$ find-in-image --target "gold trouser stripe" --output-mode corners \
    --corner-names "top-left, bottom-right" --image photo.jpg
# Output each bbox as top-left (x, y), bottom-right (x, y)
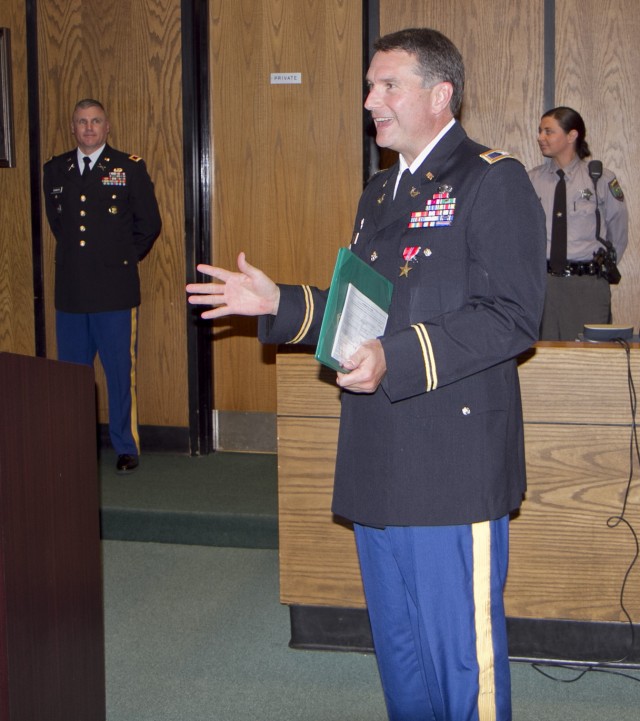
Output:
top-left (129, 308), bottom-right (140, 453)
top-left (472, 520), bottom-right (497, 721)
top-left (411, 323), bottom-right (438, 390)
top-left (288, 285), bottom-right (314, 344)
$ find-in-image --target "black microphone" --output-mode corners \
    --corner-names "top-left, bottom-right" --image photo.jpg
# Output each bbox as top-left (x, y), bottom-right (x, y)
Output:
top-left (588, 160), bottom-right (603, 182)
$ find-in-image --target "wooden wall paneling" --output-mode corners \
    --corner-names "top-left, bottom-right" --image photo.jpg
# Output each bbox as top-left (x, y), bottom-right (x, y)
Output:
top-left (209, 0), bottom-right (363, 413)
top-left (378, 0), bottom-right (545, 169)
top-left (39, 0), bottom-right (88, 369)
top-left (555, 0), bottom-right (640, 330)
top-left (0, 1), bottom-right (35, 356)
top-left (38, 0), bottom-right (188, 429)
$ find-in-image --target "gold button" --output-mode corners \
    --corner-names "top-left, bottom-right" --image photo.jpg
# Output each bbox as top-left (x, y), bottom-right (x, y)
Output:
top-left (80, 225), bottom-right (86, 232)
top-left (112, 194), bottom-right (117, 199)
top-left (80, 240), bottom-right (86, 247)
top-left (123, 260), bottom-right (129, 265)
top-left (80, 195), bottom-right (86, 202)
top-left (80, 210), bottom-right (86, 216)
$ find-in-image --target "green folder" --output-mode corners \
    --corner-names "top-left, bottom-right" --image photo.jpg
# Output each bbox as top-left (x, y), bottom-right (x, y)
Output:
top-left (315, 247), bottom-right (394, 372)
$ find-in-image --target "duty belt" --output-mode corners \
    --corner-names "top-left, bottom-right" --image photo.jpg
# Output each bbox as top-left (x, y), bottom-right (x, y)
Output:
top-left (547, 260), bottom-right (601, 278)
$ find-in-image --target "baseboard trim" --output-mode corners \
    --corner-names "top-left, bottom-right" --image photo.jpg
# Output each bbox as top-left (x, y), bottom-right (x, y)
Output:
top-left (288, 605), bottom-right (640, 666)
top-left (289, 605), bottom-right (373, 653)
top-left (99, 424), bottom-right (190, 454)
top-left (98, 413), bottom-right (278, 454)
top-left (507, 617), bottom-right (640, 666)
top-left (214, 410), bottom-right (277, 453)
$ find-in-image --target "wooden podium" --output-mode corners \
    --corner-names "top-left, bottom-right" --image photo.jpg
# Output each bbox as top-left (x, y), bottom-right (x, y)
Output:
top-left (0, 353), bottom-right (105, 720)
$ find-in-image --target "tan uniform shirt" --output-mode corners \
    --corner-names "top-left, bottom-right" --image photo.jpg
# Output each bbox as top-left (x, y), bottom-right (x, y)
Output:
top-left (528, 156), bottom-right (628, 263)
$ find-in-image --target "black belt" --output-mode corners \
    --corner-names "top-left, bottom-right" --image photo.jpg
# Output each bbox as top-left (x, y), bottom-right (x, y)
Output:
top-left (547, 261), bottom-right (601, 278)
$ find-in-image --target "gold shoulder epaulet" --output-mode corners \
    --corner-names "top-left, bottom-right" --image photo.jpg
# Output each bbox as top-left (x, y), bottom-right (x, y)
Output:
top-left (479, 149), bottom-right (512, 164)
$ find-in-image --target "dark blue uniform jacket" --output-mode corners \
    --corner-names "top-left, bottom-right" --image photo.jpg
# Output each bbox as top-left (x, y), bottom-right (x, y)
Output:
top-left (260, 123), bottom-right (547, 527)
top-left (43, 144), bottom-right (161, 313)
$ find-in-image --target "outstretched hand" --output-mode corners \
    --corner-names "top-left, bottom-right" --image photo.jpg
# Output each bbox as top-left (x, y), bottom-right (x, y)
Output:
top-left (186, 252), bottom-right (280, 320)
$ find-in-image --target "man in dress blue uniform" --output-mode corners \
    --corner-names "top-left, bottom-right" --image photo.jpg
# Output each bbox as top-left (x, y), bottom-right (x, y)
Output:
top-left (43, 99), bottom-right (161, 474)
top-left (187, 28), bottom-right (546, 721)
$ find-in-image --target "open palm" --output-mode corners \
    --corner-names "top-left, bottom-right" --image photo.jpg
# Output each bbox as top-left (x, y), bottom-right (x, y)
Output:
top-left (186, 252), bottom-right (280, 320)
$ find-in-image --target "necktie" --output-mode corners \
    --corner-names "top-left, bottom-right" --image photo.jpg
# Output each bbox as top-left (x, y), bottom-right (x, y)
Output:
top-left (81, 156), bottom-right (91, 176)
top-left (394, 169), bottom-right (413, 202)
top-left (549, 169), bottom-right (567, 274)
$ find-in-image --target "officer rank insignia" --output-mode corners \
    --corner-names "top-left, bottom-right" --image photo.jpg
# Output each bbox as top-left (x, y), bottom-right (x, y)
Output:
top-left (102, 169), bottom-right (127, 186)
top-left (479, 149), bottom-right (511, 164)
top-left (409, 189), bottom-right (456, 228)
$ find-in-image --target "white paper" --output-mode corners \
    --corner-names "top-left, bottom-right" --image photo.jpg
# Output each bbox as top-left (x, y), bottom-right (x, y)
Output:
top-left (331, 283), bottom-right (388, 364)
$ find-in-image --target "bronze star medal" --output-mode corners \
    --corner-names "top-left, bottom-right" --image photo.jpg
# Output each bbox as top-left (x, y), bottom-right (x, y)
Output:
top-left (399, 261), bottom-right (413, 277)
top-left (399, 246), bottom-right (420, 277)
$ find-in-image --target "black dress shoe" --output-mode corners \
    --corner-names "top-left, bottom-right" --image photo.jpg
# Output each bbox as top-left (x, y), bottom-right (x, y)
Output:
top-left (116, 454), bottom-right (139, 474)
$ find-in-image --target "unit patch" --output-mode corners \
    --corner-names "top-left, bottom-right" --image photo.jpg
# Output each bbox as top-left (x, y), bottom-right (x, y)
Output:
top-left (609, 178), bottom-right (625, 201)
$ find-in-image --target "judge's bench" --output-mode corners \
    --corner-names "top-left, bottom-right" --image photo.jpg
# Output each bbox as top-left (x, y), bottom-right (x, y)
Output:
top-left (276, 342), bottom-right (640, 664)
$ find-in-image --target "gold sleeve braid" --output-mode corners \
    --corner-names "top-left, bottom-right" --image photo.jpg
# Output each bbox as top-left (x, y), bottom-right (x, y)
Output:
top-left (287, 285), bottom-right (314, 344)
top-left (412, 323), bottom-right (438, 391)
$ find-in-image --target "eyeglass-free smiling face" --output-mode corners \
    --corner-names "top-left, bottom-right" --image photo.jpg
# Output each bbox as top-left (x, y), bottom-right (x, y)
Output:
top-left (364, 49), bottom-right (452, 166)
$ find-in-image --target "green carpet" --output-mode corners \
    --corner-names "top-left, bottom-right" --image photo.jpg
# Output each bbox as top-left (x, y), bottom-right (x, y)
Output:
top-left (99, 450), bottom-right (278, 548)
top-left (103, 541), bottom-right (640, 721)
top-left (99, 452), bottom-right (640, 718)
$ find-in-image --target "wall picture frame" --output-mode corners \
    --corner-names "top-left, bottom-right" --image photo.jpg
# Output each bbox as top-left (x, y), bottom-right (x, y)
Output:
top-left (0, 27), bottom-right (15, 168)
